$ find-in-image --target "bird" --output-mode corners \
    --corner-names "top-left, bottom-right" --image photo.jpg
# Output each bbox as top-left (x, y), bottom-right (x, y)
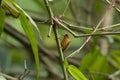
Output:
top-left (61, 34), bottom-right (70, 51)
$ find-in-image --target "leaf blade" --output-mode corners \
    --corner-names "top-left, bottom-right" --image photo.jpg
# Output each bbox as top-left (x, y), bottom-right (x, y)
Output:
top-left (68, 65), bottom-right (87, 80)
top-left (13, 3), bottom-right (42, 40)
top-left (0, 7), bottom-right (5, 36)
top-left (19, 10), bottom-right (39, 79)
top-left (1, 0), bottom-right (20, 18)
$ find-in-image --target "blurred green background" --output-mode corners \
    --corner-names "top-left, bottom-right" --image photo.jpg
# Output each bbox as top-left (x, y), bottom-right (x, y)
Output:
top-left (0, 0), bottom-right (120, 80)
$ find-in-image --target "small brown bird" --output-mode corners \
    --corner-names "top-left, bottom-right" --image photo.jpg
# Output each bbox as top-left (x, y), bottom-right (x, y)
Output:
top-left (61, 34), bottom-right (70, 51)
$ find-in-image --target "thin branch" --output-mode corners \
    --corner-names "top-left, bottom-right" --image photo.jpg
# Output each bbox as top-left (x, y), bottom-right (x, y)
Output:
top-left (4, 22), bottom-right (81, 79)
top-left (53, 23), bottom-right (68, 80)
top-left (66, 36), bottom-right (90, 58)
top-left (4, 23), bottom-right (62, 79)
top-left (18, 60), bottom-right (30, 80)
top-left (55, 16), bottom-right (120, 34)
top-left (47, 24), bottom-right (53, 37)
top-left (43, 2), bottom-right (69, 79)
top-left (24, 60), bottom-right (27, 69)
top-left (108, 70), bottom-right (120, 79)
top-left (99, 23), bottom-right (120, 31)
top-left (69, 0), bottom-right (81, 25)
top-left (43, 0), bottom-right (53, 21)
top-left (72, 32), bottom-right (120, 37)
top-left (106, 0), bottom-right (120, 12)
top-left (53, 17), bottom-right (120, 38)
top-left (10, 8), bottom-right (119, 34)
top-left (62, 0), bottom-right (71, 17)
top-left (53, 17), bottom-right (77, 36)
top-left (59, 19), bottom-right (93, 31)
top-left (0, 72), bottom-right (18, 80)
top-left (44, 0), bottom-right (54, 37)
top-left (66, 1), bottom-right (115, 58)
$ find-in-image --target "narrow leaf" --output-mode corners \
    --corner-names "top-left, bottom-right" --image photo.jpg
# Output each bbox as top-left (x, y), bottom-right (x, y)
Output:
top-left (68, 65), bottom-right (87, 80)
top-left (13, 3), bottom-right (42, 40)
top-left (64, 58), bottom-right (69, 68)
top-left (19, 10), bottom-right (39, 79)
top-left (89, 56), bottom-right (108, 79)
top-left (80, 49), bottom-right (100, 71)
top-left (1, 0), bottom-right (20, 18)
top-left (0, 7), bottom-right (5, 36)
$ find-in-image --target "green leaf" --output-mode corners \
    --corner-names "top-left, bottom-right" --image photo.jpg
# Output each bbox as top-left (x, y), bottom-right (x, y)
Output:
top-left (13, 3), bottom-right (42, 40)
top-left (19, 10), bottom-right (39, 79)
top-left (0, 7), bottom-right (5, 36)
top-left (94, 0), bottom-right (103, 15)
top-left (1, 0), bottom-right (20, 17)
top-left (111, 51), bottom-right (120, 69)
top-left (90, 56), bottom-right (108, 71)
top-left (64, 58), bottom-right (69, 68)
top-left (89, 56), bottom-right (108, 80)
top-left (68, 65), bottom-right (87, 80)
top-left (80, 49), bottom-right (100, 71)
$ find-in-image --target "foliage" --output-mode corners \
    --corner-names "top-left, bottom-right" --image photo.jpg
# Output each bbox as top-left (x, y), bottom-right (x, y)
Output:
top-left (64, 59), bottom-right (87, 80)
top-left (0, 0), bottom-right (120, 80)
top-left (0, 7), bottom-right (5, 36)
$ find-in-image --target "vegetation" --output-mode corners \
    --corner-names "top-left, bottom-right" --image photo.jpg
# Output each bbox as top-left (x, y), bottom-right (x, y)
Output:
top-left (0, 0), bottom-right (120, 80)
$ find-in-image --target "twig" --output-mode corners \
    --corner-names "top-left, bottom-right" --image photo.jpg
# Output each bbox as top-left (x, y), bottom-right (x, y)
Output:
top-left (53, 16), bottom-right (120, 38)
top-left (24, 60), bottom-right (27, 69)
top-left (47, 24), bottom-right (53, 37)
top-left (66, 36), bottom-right (91, 58)
top-left (53, 23), bottom-right (68, 80)
top-left (106, 0), bottom-right (120, 12)
top-left (108, 70), bottom-right (120, 79)
top-left (53, 17), bottom-right (77, 36)
top-left (44, 0), bottom-right (54, 37)
top-left (59, 19), bottom-right (93, 31)
top-left (62, 0), bottom-right (71, 17)
top-left (18, 60), bottom-right (30, 80)
top-left (71, 32), bottom-right (120, 37)
top-left (42, 3), bottom-right (69, 79)
top-left (0, 72), bottom-right (18, 80)
top-left (66, 1), bottom-right (115, 58)
top-left (43, 0), bottom-right (53, 21)
top-left (99, 23), bottom-right (120, 30)
top-left (4, 22), bottom-right (79, 79)
top-left (69, 0), bottom-right (81, 25)
top-left (55, 16), bottom-right (120, 35)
